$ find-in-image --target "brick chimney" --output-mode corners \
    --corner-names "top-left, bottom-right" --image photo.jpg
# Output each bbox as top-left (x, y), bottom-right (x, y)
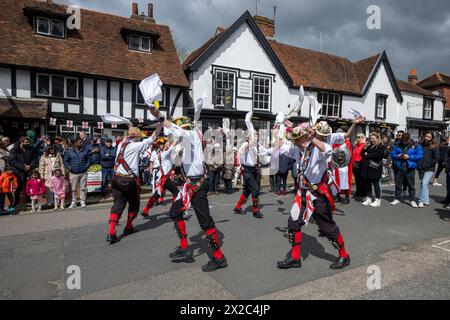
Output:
top-left (131, 3), bottom-right (138, 16)
top-left (254, 15), bottom-right (275, 39)
top-left (408, 69), bottom-right (418, 86)
top-left (148, 3), bottom-right (154, 19)
top-left (131, 2), bottom-right (155, 23)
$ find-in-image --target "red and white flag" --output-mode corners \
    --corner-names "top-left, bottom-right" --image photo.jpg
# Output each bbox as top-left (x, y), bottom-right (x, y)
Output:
top-left (49, 118), bottom-right (57, 126)
top-left (111, 122), bottom-right (117, 128)
top-left (138, 117), bottom-right (144, 123)
top-left (82, 121), bottom-right (89, 129)
top-left (66, 120), bottom-right (73, 128)
top-left (290, 190), bottom-right (316, 227)
top-left (97, 122), bottom-right (104, 129)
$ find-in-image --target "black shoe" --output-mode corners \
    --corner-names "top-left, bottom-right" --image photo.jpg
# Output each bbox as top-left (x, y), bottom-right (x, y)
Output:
top-left (330, 256), bottom-right (351, 270)
top-left (123, 227), bottom-right (136, 236)
top-left (277, 256), bottom-right (302, 269)
top-left (201, 256), bottom-right (228, 272)
top-left (169, 247), bottom-right (192, 259)
top-left (253, 210), bottom-right (263, 219)
top-left (354, 196), bottom-right (363, 202)
top-left (441, 199), bottom-right (450, 204)
top-left (140, 211), bottom-right (150, 219)
top-left (107, 234), bottom-right (120, 244)
top-left (341, 197), bottom-right (350, 205)
top-left (234, 207), bottom-right (245, 215)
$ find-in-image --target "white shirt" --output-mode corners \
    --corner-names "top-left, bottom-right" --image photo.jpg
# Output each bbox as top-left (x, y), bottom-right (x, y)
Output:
top-left (150, 150), bottom-right (160, 168)
top-left (165, 124), bottom-right (205, 177)
top-left (239, 142), bottom-right (258, 167)
top-left (301, 143), bottom-right (332, 185)
top-left (115, 136), bottom-right (155, 177)
top-left (160, 146), bottom-right (174, 176)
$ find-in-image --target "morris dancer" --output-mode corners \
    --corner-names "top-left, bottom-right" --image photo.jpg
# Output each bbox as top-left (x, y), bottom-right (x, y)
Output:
top-left (107, 120), bottom-right (163, 244)
top-left (277, 123), bottom-right (351, 270)
top-left (150, 106), bottom-right (227, 272)
top-left (141, 138), bottom-right (179, 218)
top-left (233, 111), bottom-right (263, 218)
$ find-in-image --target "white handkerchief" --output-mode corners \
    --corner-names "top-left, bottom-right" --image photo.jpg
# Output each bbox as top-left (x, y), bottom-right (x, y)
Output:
top-left (139, 74), bottom-right (163, 106)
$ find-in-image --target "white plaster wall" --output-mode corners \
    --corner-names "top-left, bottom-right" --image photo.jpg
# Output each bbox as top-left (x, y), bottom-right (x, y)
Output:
top-left (190, 23), bottom-right (294, 116)
top-left (110, 81), bottom-right (120, 116)
top-left (83, 78), bottom-right (94, 114)
top-left (342, 63), bottom-right (398, 124)
top-left (96, 80), bottom-right (107, 115)
top-left (123, 83), bottom-right (132, 118)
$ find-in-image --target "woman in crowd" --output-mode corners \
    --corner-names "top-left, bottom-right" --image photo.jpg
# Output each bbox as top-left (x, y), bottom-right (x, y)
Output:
top-left (360, 132), bottom-right (386, 207)
top-left (39, 145), bottom-right (65, 208)
top-left (417, 132), bottom-right (439, 208)
top-left (382, 134), bottom-right (395, 186)
top-left (352, 133), bottom-right (366, 201)
top-left (433, 139), bottom-right (448, 187)
top-left (0, 141), bottom-right (10, 173)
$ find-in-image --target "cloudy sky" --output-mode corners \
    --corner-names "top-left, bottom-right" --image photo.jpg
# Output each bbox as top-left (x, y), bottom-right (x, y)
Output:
top-left (60, 0), bottom-right (450, 81)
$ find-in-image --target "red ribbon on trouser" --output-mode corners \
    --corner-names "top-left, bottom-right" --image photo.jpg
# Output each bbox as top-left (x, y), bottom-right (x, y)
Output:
top-left (290, 183), bottom-right (336, 226)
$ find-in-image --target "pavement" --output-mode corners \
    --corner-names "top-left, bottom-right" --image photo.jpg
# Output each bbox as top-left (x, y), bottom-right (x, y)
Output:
top-left (0, 181), bottom-right (449, 300)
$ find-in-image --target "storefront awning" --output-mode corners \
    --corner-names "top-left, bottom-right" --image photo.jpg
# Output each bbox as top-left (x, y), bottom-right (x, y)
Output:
top-left (406, 117), bottom-right (448, 130)
top-left (0, 98), bottom-right (48, 119)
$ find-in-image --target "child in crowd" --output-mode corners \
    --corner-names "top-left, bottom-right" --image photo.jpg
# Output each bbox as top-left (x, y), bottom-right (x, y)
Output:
top-left (0, 167), bottom-right (18, 214)
top-left (26, 170), bottom-right (45, 213)
top-left (50, 168), bottom-right (66, 210)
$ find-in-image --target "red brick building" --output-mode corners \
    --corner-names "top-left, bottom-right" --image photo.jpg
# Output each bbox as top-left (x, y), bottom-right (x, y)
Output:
top-left (418, 72), bottom-right (450, 118)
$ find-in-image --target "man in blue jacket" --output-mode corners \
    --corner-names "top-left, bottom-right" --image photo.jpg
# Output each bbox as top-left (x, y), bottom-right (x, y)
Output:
top-left (64, 139), bottom-right (91, 208)
top-left (390, 133), bottom-right (423, 207)
top-left (100, 138), bottom-right (116, 199)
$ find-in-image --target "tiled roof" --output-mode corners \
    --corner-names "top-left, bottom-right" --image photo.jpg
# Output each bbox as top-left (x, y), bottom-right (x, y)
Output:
top-left (268, 40), bottom-right (380, 94)
top-left (0, 0), bottom-right (189, 87)
top-left (418, 72), bottom-right (450, 88)
top-left (397, 79), bottom-right (437, 97)
top-left (0, 98), bottom-right (48, 118)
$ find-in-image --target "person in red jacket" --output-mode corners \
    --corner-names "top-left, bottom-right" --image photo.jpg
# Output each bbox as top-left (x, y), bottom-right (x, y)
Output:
top-left (26, 170), bottom-right (45, 213)
top-left (352, 134), bottom-right (366, 201)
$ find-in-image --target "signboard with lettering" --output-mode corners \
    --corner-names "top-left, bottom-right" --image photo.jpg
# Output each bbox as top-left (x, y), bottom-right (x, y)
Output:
top-left (237, 78), bottom-right (253, 99)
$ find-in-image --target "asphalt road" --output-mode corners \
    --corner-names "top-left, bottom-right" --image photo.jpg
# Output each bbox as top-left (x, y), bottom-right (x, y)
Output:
top-left (0, 181), bottom-right (449, 300)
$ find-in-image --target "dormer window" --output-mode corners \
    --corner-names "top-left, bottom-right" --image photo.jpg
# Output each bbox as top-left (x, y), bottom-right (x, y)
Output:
top-left (128, 34), bottom-right (152, 52)
top-left (36, 16), bottom-right (64, 38)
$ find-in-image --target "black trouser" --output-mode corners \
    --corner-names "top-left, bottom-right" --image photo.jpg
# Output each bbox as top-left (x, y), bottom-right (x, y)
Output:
top-left (169, 177), bottom-right (215, 231)
top-left (110, 175), bottom-right (140, 216)
top-left (276, 172), bottom-right (288, 192)
top-left (269, 174), bottom-right (276, 192)
top-left (353, 164), bottom-right (364, 197)
top-left (0, 192), bottom-right (14, 210)
top-left (288, 189), bottom-right (340, 240)
top-left (13, 178), bottom-right (25, 208)
top-left (394, 168), bottom-right (416, 201)
top-left (154, 178), bottom-right (179, 199)
top-left (223, 179), bottom-right (233, 193)
top-left (242, 166), bottom-right (259, 198)
top-left (363, 178), bottom-right (381, 199)
top-left (435, 161), bottom-right (445, 179)
top-left (208, 170), bottom-right (220, 193)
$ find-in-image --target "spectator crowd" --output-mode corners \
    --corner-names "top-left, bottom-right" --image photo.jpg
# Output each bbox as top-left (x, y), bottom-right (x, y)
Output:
top-left (0, 126), bottom-right (449, 216)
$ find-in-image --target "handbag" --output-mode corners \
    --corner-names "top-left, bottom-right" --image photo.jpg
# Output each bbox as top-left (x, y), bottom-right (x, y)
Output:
top-left (369, 160), bottom-right (380, 170)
